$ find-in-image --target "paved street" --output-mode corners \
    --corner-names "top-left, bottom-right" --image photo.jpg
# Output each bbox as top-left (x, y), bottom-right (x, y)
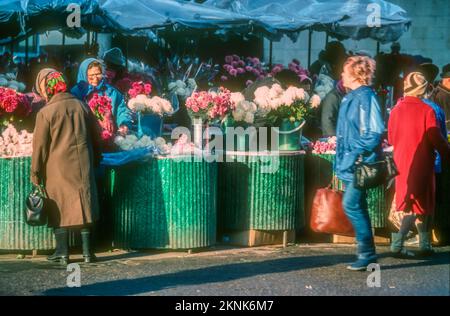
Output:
top-left (1, 244), bottom-right (449, 296)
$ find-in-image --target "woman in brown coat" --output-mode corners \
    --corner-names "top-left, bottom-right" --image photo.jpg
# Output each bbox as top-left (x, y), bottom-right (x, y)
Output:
top-left (31, 68), bottom-right (100, 264)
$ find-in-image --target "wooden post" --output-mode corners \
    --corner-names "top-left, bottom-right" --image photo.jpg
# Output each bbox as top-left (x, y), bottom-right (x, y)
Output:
top-left (283, 231), bottom-right (288, 248)
top-left (325, 32), bottom-right (329, 47)
top-left (376, 41), bottom-right (380, 55)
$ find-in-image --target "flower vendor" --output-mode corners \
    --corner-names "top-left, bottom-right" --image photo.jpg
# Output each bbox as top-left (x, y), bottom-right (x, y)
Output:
top-left (32, 68), bottom-right (100, 265)
top-left (71, 58), bottom-right (133, 136)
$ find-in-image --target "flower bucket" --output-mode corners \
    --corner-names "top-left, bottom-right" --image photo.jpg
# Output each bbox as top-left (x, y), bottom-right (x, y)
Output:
top-left (137, 112), bottom-right (163, 139)
top-left (276, 119), bottom-right (305, 151)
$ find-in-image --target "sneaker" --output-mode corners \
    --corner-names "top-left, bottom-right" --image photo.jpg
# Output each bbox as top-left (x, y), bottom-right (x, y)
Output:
top-left (346, 258), bottom-right (378, 271)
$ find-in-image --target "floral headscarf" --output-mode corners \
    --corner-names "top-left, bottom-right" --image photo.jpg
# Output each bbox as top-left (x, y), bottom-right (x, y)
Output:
top-left (45, 71), bottom-right (67, 99)
top-left (34, 68), bottom-right (67, 100)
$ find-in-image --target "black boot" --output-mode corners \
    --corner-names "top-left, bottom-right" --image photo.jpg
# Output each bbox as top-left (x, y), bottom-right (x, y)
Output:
top-left (81, 227), bottom-right (96, 263)
top-left (48, 228), bottom-right (69, 265)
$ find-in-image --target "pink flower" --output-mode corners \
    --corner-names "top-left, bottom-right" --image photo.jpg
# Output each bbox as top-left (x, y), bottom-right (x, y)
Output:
top-left (220, 75), bottom-right (228, 81)
top-left (252, 57), bottom-right (260, 65)
top-left (144, 83), bottom-right (152, 95)
top-left (101, 129), bottom-right (113, 141)
top-left (272, 66), bottom-right (282, 73)
top-left (225, 55), bottom-right (233, 64)
top-left (245, 66), bottom-right (253, 72)
top-left (232, 54), bottom-right (240, 61)
top-left (238, 60), bottom-right (245, 67)
top-left (231, 61), bottom-right (239, 68)
top-left (229, 69), bottom-right (238, 77)
top-left (236, 67), bottom-right (245, 74)
top-left (246, 80), bottom-right (254, 86)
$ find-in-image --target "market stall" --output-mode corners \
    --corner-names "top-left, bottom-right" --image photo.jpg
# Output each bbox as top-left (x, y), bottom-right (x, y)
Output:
top-left (0, 156), bottom-right (79, 251)
top-left (218, 150), bottom-right (305, 247)
top-left (107, 155), bottom-right (217, 250)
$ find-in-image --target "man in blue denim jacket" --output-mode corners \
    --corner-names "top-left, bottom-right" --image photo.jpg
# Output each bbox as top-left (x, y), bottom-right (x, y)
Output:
top-left (335, 56), bottom-right (384, 271)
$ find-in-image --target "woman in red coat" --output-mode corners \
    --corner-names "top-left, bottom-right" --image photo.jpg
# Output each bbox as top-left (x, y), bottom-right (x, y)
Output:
top-left (388, 72), bottom-right (449, 257)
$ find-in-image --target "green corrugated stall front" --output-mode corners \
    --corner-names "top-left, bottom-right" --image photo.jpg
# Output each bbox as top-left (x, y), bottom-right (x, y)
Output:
top-left (309, 154), bottom-right (387, 228)
top-left (436, 167), bottom-right (450, 230)
top-left (108, 156), bottom-right (217, 250)
top-left (0, 157), bottom-right (56, 250)
top-left (218, 151), bottom-right (305, 234)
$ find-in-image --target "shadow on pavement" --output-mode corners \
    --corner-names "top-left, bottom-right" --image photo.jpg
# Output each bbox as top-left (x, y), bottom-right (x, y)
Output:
top-left (43, 253), bottom-right (355, 296)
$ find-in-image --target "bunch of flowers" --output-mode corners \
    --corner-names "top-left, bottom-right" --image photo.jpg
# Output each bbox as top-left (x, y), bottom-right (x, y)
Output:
top-left (168, 79), bottom-right (197, 99)
top-left (127, 95), bottom-right (173, 115)
top-left (169, 133), bottom-right (199, 156)
top-left (287, 59), bottom-right (312, 83)
top-left (253, 84), bottom-right (320, 125)
top-left (128, 81), bottom-right (152, 99)
top-left (0, 124), bottom-right (33, 158)
top-left (0, 73), bottom-right (26, 92)
top-left (311, 137), bottom-right (337, 154)
top-left (0, 87), bottom-right (32, 126)
top-left (185, 87), bottom-right (234, 122)
top-left (88, 93), bottom-right (114, 141)
top-left (220, 55), bottom-right (267, 88)
top-left (230, 92), bottom-right (257, 124)
top-left (114, 134), bottom-right (172, 154)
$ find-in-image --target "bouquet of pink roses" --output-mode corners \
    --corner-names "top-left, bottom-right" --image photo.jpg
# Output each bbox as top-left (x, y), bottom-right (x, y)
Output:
top-left (311, 137), bottom-right (337, 154)
top-left (185, 87), bottom-right (234, 122)
top-left (88, 93), bottom-right (114, 141)
top-left (128, 81), bottom-right (152, 99)
top-left (0, 87), bottom-right (32, 126)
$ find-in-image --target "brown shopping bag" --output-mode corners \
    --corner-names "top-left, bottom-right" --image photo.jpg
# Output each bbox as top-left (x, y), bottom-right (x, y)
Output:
top-left (310, 186), bottom-right (355, 237)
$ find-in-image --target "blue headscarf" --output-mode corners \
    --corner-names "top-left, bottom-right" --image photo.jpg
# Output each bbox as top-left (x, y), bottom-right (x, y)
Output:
top-left (71, 58), bottom-right (132, 128)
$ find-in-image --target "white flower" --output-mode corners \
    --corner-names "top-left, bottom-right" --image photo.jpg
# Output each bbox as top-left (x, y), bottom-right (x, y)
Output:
top-left (175, 88), bottom-right (186, 96)
top-left (254, 86), bottom-right (270, 100)
top-left (168, 82), bottom-right (177, 90)
top-left (187, 79), bottom-right (197, 89)
top-left (155, 137), bottom-right (166, 147)
top-left (244, 112), bottom-right (254, 124)
top-left (128, 95), bottom-right (149, 112)
top-left (175, 80), bottom-right (185, 89)
top-left (230, 92), bottom-right (245, 107)
top-left (269, 85), bottom-right (283, 99)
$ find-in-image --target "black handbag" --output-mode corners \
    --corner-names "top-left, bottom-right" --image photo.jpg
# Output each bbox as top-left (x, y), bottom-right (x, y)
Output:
top-left (354, 154), bottom-right (399, 189)
top-left (25, 185), bottom-right (48, 226)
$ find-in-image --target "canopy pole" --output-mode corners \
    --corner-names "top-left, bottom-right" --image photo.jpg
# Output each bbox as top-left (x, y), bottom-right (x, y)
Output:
top-left (325, 32), bottom-right (329, 47)
top-left (308, 30), bottom-right (313, 69)
top-left (269, 40), bottom-right (273, 68)
top-left (125, 38), bottom-right (129, 69)
top-left (25, 35), bottom-right (29, 67)
top-left (376, 41), bottom-right (380, 55)
top-left (62, 33), bottom-right (66, 61)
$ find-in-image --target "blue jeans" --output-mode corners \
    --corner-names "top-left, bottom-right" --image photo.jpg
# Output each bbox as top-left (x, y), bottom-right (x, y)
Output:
top-left (342, 180), bottom-right (376, 260)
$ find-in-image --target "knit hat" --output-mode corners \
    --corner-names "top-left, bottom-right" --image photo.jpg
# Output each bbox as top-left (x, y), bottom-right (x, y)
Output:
top-left (102, 47), bottom-right (125, 67)
top-left (404, 72), bottom-right (428, 97)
